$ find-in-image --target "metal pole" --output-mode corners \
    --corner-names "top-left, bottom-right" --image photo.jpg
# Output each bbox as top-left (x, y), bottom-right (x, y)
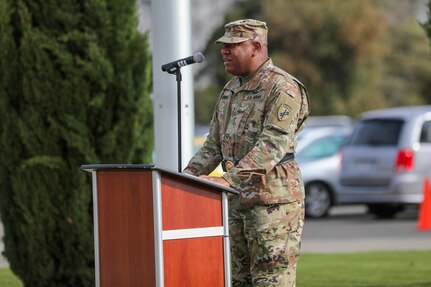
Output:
top-left (151, 0), bottom-right (194, 171)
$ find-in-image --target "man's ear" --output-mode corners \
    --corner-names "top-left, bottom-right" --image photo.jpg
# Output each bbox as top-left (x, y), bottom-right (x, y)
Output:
top-left (253, 41), bottom-right (262, 52)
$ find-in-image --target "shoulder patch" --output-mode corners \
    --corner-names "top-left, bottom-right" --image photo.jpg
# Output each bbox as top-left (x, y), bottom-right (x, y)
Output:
top-left (278, 104), bottom-right (292, 121)
top-left (267, 91), bottom-right (300, 132)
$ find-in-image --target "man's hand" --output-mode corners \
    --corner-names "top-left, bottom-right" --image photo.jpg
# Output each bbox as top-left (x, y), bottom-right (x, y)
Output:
top-left (199, 175), bottom-right (231, 187)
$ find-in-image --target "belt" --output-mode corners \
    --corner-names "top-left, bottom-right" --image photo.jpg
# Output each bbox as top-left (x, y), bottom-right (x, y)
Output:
top-left (221, 153), bottom-right (295, 172)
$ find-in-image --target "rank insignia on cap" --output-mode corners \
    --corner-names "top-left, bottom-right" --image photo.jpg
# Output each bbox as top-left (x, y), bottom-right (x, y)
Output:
top-left (278, 104), bottom-right (292, 121)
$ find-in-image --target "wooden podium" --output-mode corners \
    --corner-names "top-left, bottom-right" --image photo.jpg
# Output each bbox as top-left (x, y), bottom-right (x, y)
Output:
top-left (81, 164), bottom-right (238, 287)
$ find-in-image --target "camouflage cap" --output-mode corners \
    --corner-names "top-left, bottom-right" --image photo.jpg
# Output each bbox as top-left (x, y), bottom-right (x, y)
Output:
top-left (215, 19), bottom-right (268, 44)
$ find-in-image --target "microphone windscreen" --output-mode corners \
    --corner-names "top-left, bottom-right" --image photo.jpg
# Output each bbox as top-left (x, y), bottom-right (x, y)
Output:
top-left (193, 52), bottom-right (205, 63)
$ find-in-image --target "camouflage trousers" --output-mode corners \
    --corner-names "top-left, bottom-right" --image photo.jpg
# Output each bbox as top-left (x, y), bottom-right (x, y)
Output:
top-left (228, 195), bottom-right (304, 287)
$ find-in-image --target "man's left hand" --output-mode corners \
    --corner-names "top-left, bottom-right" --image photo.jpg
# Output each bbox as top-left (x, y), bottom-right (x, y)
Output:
top-left (199, 175), bottom-right (231, 187)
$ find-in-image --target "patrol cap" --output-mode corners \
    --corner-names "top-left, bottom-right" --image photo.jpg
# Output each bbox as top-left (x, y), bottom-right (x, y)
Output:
top-left (215, 19), bottom-right (268, 44)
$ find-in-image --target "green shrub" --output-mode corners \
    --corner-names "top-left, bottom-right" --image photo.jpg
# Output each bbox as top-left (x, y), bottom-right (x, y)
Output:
top-left (0, 1), bottom-right (153, 286)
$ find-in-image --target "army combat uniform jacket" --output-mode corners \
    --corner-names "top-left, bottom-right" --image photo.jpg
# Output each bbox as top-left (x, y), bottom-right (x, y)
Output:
top-left (184, 59), bottom-right (310, 207)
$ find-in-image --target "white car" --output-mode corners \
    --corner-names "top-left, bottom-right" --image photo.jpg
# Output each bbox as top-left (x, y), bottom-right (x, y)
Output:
top-left (296, 126), bottom-right (353, 218)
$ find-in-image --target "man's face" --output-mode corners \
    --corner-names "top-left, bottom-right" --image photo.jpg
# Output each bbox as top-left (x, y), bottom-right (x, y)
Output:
top-left (220, 40), bottom-right (254, 77)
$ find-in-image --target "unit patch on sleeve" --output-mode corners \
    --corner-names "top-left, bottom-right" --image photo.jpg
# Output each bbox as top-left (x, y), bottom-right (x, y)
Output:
top-left (267, 90), bottom-right (300, 132)
top-left (278, 104), bottom-right (292, 121)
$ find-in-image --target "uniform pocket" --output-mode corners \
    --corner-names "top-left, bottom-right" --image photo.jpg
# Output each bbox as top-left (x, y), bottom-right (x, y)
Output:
top-left (253, 202), bottom-right (303, 244)
top-left (228, 104), bottom-right (254, 156)
top-left (234, 104), bottom-right (254, 136)
top-left (256, 221), bottom-right (290, 243)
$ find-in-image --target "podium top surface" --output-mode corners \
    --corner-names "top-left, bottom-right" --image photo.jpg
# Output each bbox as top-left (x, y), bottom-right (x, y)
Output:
top-left (81, 164), bottom-right (238, 195)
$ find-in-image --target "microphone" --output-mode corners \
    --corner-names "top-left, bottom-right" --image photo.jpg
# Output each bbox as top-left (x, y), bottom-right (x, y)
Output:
top-left (161, 52), bottom-right (205, 73)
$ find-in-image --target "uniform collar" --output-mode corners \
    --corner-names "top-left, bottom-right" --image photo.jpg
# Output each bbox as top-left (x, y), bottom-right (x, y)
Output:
top-left (238, 58), bottom-right (272, 90)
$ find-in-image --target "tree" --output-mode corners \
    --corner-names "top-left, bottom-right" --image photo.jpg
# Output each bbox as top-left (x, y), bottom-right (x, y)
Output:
top-left (264, 0), bottom-right (390, 116)
top-left (380, 18), bottom-right (431, 106)
top-left (425, 0), bottom-right (431, 43)
top-left (0, 1), bottom-right (153, 286)
top-left (195, 0), bottom-right (431, 122)
top-left (378, 0), bottom-right (431, 107)
top-left (421, 0), bottom-right (431, 103)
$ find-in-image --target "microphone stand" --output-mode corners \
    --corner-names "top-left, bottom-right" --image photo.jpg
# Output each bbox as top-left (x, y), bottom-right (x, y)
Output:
top-left (163, 66), bottom-right (184, 173)
top-left (162, 53), bottom-right (205, 172)
top-left (175, 69), bottom-right (183, 173)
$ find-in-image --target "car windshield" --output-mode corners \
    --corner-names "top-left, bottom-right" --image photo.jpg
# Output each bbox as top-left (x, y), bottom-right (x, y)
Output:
top-left (349, 119), bottom-right (404, 146)
top-left (297, 134), bottom-right (348, 161)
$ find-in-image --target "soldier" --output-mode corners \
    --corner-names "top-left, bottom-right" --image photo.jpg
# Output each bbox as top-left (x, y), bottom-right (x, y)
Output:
top-left (183, 19), bottom-right (310, 287)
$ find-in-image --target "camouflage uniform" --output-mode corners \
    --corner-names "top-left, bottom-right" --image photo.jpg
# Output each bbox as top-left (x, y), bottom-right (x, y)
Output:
top-left (184, 19), bottom-right (310, 287)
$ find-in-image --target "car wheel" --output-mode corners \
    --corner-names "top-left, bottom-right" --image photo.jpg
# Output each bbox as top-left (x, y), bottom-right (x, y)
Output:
top-left (367, 204), bottom-right (405, 219)
top-left (305, 182), bottom-right (332, 218)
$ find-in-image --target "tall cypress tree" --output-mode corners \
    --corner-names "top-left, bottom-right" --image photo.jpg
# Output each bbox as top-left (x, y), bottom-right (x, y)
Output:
top-left (0, 0), bottom-right (153, 286)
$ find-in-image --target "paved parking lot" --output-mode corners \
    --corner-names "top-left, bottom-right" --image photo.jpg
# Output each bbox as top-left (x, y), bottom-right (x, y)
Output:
top-left (301, 205), bottom-right (431, 253)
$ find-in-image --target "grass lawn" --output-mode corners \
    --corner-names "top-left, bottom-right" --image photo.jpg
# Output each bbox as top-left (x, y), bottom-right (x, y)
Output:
top-left (0, 250), bottom-right (430, 286)
top-left (297, 250), bottom-right (431, 287)
top-left (0, 268), bottom-right (22, 287)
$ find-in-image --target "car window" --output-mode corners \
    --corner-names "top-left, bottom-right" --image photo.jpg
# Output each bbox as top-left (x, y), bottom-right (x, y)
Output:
top-left (349, 119), bottom-right (403, 146)
top-left (420, 121), bottom-right (431, 143)
top-left (297, 134), bottom-right (347, 161)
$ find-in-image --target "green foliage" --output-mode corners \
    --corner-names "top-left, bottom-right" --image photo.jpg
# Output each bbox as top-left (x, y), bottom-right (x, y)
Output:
top-left (264, 0), bottom-right (390, 116)
top-left (381, 18), bottom-right (430, 106)
top-left (0, 0), bottom-right (153, 286)
top-left (422, 0), bottom-right (431, 103)
top-left (423, 0), bottom-right (431, 44)
top-left (196, 0), bottom-right (431, 121)
top-left (194, 85), bottom-right (220, 124)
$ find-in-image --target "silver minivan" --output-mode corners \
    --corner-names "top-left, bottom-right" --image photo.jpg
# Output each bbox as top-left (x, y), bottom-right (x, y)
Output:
top-left (338, 106), bottom-right (431, 218)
